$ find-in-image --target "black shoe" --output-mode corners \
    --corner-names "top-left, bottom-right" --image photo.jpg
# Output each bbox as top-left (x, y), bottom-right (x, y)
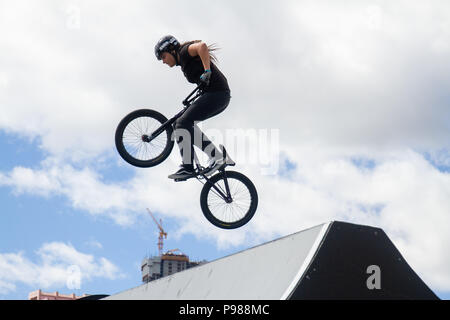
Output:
top-left (205, 148), bottom-right (236, 175)
top-left (168, 165), bottom-right (196, 180)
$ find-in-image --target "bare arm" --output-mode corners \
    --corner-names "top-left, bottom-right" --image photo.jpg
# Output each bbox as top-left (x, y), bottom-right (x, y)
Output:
top-left (188, 41), bottom-right (211, 71)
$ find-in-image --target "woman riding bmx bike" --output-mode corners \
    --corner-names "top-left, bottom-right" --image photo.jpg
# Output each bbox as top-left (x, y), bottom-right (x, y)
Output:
top-left (115, 35), bottom-right (258, 229)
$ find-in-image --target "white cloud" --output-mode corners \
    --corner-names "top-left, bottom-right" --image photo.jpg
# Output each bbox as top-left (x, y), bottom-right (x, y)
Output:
top-left (1, 147), bottom-right (450, 291)
top-left (1, 1), bottom-right (449, 158)
top-left (0, 242), bottom-right (122, 295)
top-left (0, 166), bottom-right (61, 197)
top-left (85, 239), bottom-right (103, 250)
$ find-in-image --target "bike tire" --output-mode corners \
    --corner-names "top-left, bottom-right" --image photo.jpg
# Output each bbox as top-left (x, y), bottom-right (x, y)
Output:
top-left (200, 170), bottom-right (258, 229)
top-left (115, 109), bottom-right (174, 168)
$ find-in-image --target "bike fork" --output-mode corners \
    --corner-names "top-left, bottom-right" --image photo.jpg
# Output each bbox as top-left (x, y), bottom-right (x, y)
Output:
top-left (221, 170), bottom-right (232, 203)
top-left (201, 169), bottom-right (233, 203)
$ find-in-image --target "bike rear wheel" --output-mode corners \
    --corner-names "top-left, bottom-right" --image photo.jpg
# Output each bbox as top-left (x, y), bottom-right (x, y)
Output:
top-left (115, 109), bottom-right (174, 168)
top-left (200, 171), bottom-right (258, 229)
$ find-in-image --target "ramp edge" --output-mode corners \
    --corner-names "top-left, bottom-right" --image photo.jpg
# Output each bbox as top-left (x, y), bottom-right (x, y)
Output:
top-left (280, 221), bottom-right (333, 300)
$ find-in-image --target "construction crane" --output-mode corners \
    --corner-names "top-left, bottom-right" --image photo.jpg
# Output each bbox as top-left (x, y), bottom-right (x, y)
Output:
top-left (146, 208), bottom-right (167, 256)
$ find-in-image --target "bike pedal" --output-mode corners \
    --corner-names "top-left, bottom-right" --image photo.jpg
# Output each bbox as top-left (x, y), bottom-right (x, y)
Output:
top-left (197, 168), bottom-right (210, 175)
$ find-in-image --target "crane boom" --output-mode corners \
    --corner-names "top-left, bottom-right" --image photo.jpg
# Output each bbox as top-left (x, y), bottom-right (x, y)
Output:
top-left (146, 208), bottom-right (167, 256)
top-left (147, 208), bottom-right (164, 232)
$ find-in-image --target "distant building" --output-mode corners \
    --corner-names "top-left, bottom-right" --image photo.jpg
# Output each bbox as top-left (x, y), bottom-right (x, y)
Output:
top-left (141, 251), bottom-right (207, 283)
top-left (29, 289), bottom-right (87, 300)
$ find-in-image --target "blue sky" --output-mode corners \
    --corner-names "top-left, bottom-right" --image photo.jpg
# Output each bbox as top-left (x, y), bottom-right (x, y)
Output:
top-left (1, 125), bottom-right (449, 299)
top-left (0, 133), bottom-right (249, 299)
top-left (1, 1), bottom-right (450, 300)
top-left (0, 129), bottom-right (228, 298)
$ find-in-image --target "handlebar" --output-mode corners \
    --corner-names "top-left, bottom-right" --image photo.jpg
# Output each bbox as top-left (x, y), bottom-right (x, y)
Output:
top-left (182, 84), bottom-right (204, 107)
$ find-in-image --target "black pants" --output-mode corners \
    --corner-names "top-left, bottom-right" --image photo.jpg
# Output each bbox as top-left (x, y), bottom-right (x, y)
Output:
top-left (173, 90), bottom-right (231, 167)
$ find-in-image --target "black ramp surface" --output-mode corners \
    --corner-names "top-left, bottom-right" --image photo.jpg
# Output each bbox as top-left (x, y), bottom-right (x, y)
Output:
top-left (289, 221), bottom-right (439, 299)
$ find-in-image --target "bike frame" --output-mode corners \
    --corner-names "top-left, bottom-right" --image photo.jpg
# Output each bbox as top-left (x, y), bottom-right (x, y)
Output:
top-left (144, 85), bottom-right (203, 143)
top-left (145, 85), bottom-right (233, 202)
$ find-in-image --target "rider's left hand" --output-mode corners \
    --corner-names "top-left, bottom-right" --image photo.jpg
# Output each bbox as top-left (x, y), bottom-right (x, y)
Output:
top-left (200, 69), bottom-right (211, 86)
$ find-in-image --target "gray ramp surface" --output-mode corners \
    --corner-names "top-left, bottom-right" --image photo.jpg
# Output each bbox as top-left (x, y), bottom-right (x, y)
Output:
top-left (105, 222), bottom-right (329, 300)
top-left (104, 221), bottom-right (438, 300)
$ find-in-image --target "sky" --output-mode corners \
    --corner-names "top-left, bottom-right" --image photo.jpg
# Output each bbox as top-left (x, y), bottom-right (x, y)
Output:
top-left (0, 0), bottom-right (449, 299)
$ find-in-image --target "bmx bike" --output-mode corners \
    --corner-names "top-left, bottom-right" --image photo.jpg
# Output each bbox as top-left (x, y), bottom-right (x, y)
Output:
top-left (115, 85), bottom-right (258, 229)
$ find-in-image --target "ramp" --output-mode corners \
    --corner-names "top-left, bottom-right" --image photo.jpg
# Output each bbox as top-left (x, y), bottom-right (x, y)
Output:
top-left (104, 221), bottom-right (438, 300)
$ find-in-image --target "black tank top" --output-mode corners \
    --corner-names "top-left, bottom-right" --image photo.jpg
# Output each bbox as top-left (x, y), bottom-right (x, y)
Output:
top-left (178, 41), bottom-right (230, 93)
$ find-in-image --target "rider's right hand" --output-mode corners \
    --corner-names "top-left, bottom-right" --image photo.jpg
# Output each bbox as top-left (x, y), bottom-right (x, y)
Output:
top-left (199, 69), bottom-right (211, 86)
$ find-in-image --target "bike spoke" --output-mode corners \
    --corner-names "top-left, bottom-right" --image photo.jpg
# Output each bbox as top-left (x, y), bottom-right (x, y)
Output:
top-left (207, 177), bottom-right (252, 224)
top-left (122, 116), bottom-right (168, 161)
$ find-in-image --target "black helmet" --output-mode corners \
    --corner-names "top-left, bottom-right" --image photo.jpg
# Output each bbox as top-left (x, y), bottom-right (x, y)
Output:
top-left (155, 35), bottom-right (180, 60)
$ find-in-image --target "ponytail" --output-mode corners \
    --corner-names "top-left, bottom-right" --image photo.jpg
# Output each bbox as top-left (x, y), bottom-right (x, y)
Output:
top-left (180, 40), bottom-right (221, 63)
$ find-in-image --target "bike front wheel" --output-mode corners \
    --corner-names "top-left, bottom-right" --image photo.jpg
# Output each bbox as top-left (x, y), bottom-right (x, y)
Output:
top-left (115, 109), bottom-right (174, 168)
top-left (200, 171), bottom-right (258, 229)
